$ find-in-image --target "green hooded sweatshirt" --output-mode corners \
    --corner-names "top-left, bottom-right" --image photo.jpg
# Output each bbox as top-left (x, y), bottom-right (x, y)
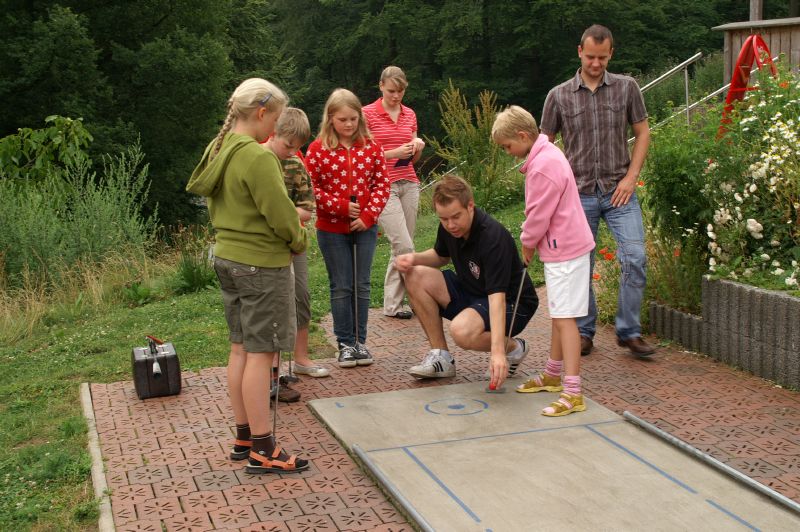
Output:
top-left (187, 133), bottom-right (307, 267)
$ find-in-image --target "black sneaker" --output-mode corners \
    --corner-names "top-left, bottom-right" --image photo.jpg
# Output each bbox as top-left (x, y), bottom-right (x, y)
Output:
top-left (354, 343), bottom-right (374, 366)
top-left (338, 344), bottom-right (358, 368)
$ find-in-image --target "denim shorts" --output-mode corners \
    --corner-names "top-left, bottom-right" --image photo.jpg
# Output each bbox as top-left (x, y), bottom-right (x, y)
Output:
top-left (214, 257), bottom-right (296, 353)
top-left (440, 270), bottom-right (533, 336)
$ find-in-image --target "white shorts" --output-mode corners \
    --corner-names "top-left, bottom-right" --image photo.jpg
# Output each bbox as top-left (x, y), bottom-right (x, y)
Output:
top-left (543, 252), bottom-right (591, 318)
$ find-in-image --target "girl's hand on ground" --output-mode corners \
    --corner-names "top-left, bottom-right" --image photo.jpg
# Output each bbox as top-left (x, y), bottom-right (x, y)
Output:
top-left (350, 218), bottom-right (367, 232)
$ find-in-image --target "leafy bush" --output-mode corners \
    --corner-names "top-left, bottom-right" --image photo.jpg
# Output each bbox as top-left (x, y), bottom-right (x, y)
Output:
top-left (0, 115), bottom-right (93, 181)
top-left (703, 65), bottom-right (800, 287)
top-left (0, 142), bottom-right (156, 286)
top-left (643, 62), bottom-right (800, 296)
top-left (428, 82), bottom-right (521, 211)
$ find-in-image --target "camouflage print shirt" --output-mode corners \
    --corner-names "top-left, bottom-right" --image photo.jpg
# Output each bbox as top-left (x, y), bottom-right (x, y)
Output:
top-left (281, 155), bottom-right (315, 212)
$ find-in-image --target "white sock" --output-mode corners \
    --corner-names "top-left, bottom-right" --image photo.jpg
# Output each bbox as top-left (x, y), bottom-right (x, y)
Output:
top-left (437, 349), bottom-right (453, 362)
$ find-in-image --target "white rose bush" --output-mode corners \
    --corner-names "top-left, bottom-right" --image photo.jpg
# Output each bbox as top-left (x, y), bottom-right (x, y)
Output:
top-left (703, 66), bottom-right (799, 287)
top-left (643, 62), bottom-right (799, 310)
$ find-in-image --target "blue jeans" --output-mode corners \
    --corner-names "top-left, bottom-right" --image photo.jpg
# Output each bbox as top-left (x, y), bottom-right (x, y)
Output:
top-left (317, 227), bottom-right (378, 346)
top-left (578, 189), bottom-right (646, 341)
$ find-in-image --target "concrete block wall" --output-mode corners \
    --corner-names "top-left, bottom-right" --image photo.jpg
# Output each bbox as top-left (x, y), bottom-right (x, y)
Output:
top-left (649, 277), bottom-right (800, 390)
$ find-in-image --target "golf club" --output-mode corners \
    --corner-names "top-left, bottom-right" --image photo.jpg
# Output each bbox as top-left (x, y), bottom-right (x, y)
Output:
top-left (351, 194), bottom-right (359, 351)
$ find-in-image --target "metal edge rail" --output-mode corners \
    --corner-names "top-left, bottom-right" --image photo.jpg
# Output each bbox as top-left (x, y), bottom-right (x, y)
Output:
top-left (623, 411), bottom-right (800, 515)
top-left (352, 443), bottom-right (436, 532)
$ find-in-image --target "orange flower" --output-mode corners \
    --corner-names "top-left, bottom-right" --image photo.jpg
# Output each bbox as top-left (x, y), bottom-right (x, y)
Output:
top-left (673, 247), bottom-right (681, 257)
top-left (599, 247), bottom-right (608, 255)
top-left (592, 273), bottom-right (601, 280)
top-left (637, 180), bottom-right (645, 187)
top-left (603, 252), bottom-right (615, 261)
top-left (780, 81), bottom-right (789, 89)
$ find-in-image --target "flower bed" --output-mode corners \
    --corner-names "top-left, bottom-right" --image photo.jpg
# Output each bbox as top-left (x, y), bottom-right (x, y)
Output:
top-left (649, 277), bottom-right (800, 389)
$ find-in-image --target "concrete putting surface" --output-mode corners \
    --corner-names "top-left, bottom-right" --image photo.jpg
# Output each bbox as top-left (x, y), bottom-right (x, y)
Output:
top-left (310, 381), bottom-right (800, 531)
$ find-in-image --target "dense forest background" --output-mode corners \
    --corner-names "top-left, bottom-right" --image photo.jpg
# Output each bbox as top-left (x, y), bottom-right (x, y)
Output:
top-left (0, 0), bottom-right (793, 225)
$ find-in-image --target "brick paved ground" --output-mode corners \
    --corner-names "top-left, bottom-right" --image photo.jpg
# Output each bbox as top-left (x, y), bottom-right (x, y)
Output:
top-left (92, 290), bottom-right (800, 531)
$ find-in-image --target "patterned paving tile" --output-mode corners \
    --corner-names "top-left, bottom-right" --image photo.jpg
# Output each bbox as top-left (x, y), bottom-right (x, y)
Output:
top-left (91, 303), bottom-right (800, 530)
top-left (209, 504), bottom-right (259, 529)
top-left (252, 497), bottom-right (304, 522)
top-left (162, 512), bottom-right (212, 531)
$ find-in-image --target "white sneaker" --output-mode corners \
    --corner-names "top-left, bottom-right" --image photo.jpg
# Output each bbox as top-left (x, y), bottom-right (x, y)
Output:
top-left (408, 349), bottom-right (455, 379)
top-left (506, 338), bottom-right (529, 376)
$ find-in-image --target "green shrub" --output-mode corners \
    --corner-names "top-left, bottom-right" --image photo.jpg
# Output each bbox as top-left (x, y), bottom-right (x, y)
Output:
top-left (703, 65), bottom-right (800, 287)
top-left (0, 115), bottom-right (93, 181)
top-left (642, 62), bottom-right (800, 296)
top-left (427, 82), bottom-right (521, 211)
top-left (169, 225), bottom-right (217, 295)
top-left (0, 142), bottom-right (156, 286)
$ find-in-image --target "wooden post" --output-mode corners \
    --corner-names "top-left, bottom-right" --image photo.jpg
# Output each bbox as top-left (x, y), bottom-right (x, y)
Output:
top-left (750, 0), bottom-right (763, 21)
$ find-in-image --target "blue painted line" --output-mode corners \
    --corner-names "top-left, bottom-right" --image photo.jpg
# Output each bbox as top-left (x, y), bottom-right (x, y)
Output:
top-left (366, 419), bottom-right (622, 453)
top-left (403, 447), bottom-right (482, 523)
top-left (585, 425), bottom-right (697, 494)
top-left (706, 499), bottom-right (760, 531)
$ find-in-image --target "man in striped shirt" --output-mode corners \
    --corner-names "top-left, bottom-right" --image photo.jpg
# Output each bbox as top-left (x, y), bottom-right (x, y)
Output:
top-left (540, 24), bottom-right (655, 358)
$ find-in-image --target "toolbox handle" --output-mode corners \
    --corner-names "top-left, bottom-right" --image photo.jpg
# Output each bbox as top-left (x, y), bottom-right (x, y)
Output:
top-left (146, 335), bottom-right (165, 377)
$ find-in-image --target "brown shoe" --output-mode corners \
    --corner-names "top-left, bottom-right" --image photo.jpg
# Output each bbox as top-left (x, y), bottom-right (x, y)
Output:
top-left (271, 377), bottom-right (301, 403)
top-left (580, 336), bottom-right (593, 356)
top-left (617, 336), bottom-right (656, 357)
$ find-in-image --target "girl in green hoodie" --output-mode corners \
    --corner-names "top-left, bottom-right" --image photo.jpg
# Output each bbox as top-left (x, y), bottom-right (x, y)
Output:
top-left (187, 78), bottom-right (309, 473)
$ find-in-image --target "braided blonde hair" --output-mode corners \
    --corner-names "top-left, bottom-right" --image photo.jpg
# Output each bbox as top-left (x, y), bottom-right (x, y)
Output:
top-left (211, 78), bottom-right (287, 159)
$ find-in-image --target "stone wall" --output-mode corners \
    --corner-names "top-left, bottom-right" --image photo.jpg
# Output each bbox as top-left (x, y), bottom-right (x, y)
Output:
top-left (649, 277), bottom-right (800, 389)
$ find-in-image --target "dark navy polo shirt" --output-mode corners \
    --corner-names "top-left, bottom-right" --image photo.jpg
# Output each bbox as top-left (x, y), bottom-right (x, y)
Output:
top-left (434, 207), bottom-right (537, 307)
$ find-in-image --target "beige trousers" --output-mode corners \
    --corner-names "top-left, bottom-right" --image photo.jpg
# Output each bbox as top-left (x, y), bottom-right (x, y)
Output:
top-left (378, 180), bottom-right (420, 315)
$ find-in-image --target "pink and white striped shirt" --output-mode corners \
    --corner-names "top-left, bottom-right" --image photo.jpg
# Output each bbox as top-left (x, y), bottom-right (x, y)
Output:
top-left (363, 98), bottom-right (419, 184)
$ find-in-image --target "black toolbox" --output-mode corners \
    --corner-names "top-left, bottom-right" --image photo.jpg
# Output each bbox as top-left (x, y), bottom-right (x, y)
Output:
top-left (131, 337), bottom-right (181, 400)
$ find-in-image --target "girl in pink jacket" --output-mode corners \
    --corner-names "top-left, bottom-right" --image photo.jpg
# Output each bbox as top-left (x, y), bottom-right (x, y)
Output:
top-left (492, 105), bottom-right (594, 416)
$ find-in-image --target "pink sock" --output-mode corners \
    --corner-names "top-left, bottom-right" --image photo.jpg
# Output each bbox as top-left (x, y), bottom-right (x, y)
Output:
top-left (563, 375), bottom-right (581, 396)
top-left (544, 359), bottom-right (562, 378)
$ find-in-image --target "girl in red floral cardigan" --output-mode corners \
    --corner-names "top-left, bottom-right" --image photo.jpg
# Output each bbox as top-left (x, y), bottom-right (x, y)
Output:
top-left (306, 89), bottom-right (390, 367)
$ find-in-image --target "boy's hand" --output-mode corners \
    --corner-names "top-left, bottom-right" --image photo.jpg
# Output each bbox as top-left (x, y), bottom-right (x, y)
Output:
top-left (522, 245), bottom-right (535, 265)
top-left (489, 352), bottom-right (508, 390)
top-left (394, 253), bottom-right (414, 273)
top-left (348, 201), bottom-right (361, 219)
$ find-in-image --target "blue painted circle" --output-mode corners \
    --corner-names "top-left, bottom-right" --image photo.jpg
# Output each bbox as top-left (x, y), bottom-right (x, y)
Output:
top-left (425, 397), bottom-right (489, 416)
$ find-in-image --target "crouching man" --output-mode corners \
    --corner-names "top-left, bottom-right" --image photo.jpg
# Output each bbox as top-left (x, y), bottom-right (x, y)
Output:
top-left (394, 175), bottom-right (538, 390)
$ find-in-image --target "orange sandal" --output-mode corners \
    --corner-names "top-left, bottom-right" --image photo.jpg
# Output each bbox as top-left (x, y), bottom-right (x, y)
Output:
top-left (245, 445), bottom-right (309, 474)
top-left (230, 439), bottom-right (252, 461)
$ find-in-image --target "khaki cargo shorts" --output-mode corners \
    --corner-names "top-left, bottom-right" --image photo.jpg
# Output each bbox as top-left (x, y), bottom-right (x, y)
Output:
top-left (214, 257), bottom-right (296, 353)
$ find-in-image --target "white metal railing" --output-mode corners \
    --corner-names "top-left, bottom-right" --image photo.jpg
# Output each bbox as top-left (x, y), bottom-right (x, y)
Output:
top-left (422, 52), bottom-right (772, 188)
top-left (650, 55), bottom-right (780, 132)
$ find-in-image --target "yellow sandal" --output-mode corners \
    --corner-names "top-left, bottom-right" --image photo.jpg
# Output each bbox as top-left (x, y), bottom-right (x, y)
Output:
top-left (516, 372), bottom-right (563, 393)
top-left (542, 392), bottom-right (586, 416)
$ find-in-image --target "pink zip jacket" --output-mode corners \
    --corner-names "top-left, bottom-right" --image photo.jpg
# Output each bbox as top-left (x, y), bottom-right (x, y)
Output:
top-left (520, 134), bottom-right (595, 262)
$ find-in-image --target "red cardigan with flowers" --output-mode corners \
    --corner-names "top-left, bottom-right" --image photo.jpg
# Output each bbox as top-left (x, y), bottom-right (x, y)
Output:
top-left (305, 138), bottom-right (390, 234)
